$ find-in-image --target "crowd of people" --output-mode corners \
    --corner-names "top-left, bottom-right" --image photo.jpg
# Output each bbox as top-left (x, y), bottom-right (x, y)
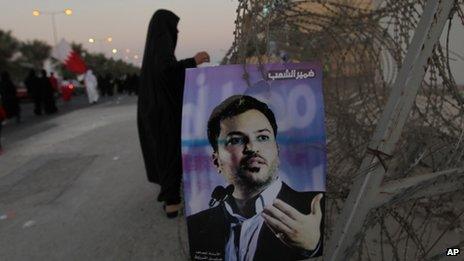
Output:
top-left (0, 68), bottom-right (139, 155)
top-left (24, 69), bottom-right (58, 115)
top-left (98, 73), bottom-right (139, 97)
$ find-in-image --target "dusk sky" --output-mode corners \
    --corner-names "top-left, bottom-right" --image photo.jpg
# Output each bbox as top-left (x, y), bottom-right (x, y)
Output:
top-left (0, 0), bottom-right (238, 66)
top-left (1, 0), bottom-right (463, 83)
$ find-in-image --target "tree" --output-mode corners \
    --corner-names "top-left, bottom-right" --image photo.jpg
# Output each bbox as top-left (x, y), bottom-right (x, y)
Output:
top-left (19, 40), bottom-right (51, 68)
top-left (83, 52), bottom-right (108, 76)
top-left (70, 42), bottom-right (85, 57)
top-left (0, 29), bottom-right (20, 74)
top-left (1, 29), bottom-right (139, 83)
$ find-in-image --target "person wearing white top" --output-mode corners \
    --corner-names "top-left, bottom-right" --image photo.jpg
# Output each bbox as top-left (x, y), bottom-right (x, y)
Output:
top-left (84, 69), bottom-right (99, 104)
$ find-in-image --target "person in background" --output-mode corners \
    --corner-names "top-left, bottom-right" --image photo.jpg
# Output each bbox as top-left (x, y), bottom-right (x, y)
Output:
top-left (0, 71), bottom-right (21, 123)
top-left (137, 9), bottom-right (210, 218)
top-left (0, 97), bottom-right (6, 155)
top-left (128, 74), bottom-right (139, 96)
top-left (24, 69), bottom-right (42, 115)
top-left (97, 74), bottom-right (105, 97)
top-left (84, 69), bottom-right (99, 104)
top-left (105, 73), bottom-right (114, 96)
top-left (39, 70), bottom-right (57, 114)
top-left (49, 72), bottom-right (59, 93)
top-left (116, 75), bottom-right (126, 94)
top-left (60, 78), bottom-right (73, 102)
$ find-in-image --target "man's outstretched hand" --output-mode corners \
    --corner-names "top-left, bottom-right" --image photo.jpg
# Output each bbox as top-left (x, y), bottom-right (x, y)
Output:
top-left (262, 193), bottom-right (323, 251)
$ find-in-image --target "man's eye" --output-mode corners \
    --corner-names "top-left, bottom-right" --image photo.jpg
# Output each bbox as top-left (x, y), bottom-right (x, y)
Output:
top-left (257, 135), bottom-right (270, 142)
top-left (226, 137), bottom-right (245, 146)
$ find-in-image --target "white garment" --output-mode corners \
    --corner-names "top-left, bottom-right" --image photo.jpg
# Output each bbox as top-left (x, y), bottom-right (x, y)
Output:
top-left (223, 178), bottom-right (321, 260)
top-left (84, 70), bottom-right (99, 103)
top-left (224, 179), bottom-right (282, 261)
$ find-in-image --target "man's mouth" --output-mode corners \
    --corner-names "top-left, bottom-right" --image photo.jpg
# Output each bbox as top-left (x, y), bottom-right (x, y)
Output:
top-left (241, 156), bottom-right (266, 172)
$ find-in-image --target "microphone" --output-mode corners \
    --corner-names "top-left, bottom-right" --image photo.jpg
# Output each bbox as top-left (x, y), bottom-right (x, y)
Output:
top-left (225, 185), bottom-right (234, 197)
top-left (209, 185), bottom-right (235, 207)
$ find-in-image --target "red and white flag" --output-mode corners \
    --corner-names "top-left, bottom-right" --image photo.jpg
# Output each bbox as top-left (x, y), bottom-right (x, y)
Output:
top-left (52, 39), bottom-right (87, 74)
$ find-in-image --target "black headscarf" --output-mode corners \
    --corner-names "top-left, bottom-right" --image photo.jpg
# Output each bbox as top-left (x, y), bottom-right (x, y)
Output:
top-left (139, 10), bottom-right (179, 113)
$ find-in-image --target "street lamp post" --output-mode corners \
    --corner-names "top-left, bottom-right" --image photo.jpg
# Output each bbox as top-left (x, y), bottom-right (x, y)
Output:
top-left (32, 8), bottom-right (73, 45)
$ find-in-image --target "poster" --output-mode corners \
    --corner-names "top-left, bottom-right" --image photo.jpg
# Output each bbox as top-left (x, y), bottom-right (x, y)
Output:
top-left (182, 62), bottom-right (326, 261)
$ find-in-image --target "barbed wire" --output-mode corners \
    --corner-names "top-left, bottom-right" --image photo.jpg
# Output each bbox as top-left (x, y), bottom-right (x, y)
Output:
top-left (223, 0), bottom-right (464, 259)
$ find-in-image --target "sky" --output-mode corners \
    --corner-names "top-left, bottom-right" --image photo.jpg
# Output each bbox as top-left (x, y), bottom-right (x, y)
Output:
top-left (0, 0), bottom-right (463, 84)
top-left (0, 0), bottom-right (239, 66)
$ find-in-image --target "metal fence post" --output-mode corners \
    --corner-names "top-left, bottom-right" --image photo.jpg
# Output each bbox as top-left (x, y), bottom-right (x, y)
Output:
top-left (325, 1), bottom-right (456, 260)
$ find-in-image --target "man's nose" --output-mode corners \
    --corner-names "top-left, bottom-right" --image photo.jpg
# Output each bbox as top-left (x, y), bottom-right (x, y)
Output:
top-left (244, 140), bottom-right (258, 154)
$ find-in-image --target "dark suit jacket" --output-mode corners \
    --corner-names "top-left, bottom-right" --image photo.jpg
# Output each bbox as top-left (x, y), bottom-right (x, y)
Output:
top-left (187, 183), bottom-right (324, 260)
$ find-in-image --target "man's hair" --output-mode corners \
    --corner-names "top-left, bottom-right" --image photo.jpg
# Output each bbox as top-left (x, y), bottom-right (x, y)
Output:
top-left (207, 95), bottom-right (278, 151)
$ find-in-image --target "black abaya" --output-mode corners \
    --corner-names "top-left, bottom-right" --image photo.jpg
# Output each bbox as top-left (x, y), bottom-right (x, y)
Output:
top-left (0, 72), bottom-right (20, 120)
top-left (24, 70), bottom-right (42, 115)
top-left (39, 71), bottom-right (57, 114)
top-left (137, 10), bottom-right (197, 204)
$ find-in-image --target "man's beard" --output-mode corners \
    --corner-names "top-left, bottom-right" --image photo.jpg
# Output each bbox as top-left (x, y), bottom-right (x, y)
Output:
top-left (235, 158), bottom-right (279, 192)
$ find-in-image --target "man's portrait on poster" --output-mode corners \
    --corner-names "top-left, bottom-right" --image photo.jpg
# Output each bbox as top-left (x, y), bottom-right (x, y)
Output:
top-left (187, 95), bottom-right (324, 261)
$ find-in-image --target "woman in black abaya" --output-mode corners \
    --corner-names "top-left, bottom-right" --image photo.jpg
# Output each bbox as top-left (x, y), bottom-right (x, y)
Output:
top-left (38, 70), bottom-right (58, 114)
top-left (0, 72), bottom-right (21, 123)
top-left (24, 69), bottom-right (42, 115)
top-left (138, 9), bottom-right (209, 218)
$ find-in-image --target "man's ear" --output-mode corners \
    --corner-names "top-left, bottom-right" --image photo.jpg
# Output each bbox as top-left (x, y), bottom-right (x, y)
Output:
top-left (212, 151), bottom-right (221, 173)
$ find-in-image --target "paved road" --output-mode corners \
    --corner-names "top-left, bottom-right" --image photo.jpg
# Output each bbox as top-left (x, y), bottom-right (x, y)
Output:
top-left (0, 95), bottom-right (189, 260)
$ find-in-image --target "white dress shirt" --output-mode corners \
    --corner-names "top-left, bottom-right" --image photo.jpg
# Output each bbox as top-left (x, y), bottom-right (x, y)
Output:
top-left (223, 179), bottom-right (282, 261)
